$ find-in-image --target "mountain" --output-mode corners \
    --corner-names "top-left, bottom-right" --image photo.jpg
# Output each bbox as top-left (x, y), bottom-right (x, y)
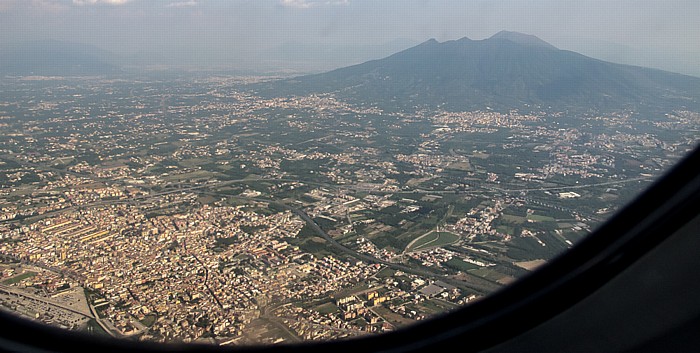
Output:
top-left (489, 30), bottom-right (558, 51)
top-left (0, 40), bottom-right (120, 76)
top-left (251, 32), bottom-right (700, 112)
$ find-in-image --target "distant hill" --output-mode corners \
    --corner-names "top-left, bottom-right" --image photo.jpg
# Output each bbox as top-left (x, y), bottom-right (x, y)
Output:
top-left (251, 31), bottom-right (700, 112)
top-left (0, 40), bottom-right (120, 76)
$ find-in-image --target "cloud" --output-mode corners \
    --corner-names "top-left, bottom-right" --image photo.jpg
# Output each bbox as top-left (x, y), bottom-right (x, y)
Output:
top-left (280, 0), bottom-right (312, 9)
top-left (73, 0), bottom-right (131, 5)
top-left (280, 0), bottom-right (348, 9)
top-left (167, 1), bottom-right (197, 8)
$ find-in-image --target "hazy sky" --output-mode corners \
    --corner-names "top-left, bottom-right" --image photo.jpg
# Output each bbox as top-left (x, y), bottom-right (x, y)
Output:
top-left (1, 0), bottom-right (699, 74)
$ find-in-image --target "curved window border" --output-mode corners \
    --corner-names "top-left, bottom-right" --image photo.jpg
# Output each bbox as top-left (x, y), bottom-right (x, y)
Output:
top-left (1, 145), bottom-right (699, 353)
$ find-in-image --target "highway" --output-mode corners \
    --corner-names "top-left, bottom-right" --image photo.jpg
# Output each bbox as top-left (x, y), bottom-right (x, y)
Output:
top-left (217, 194), bottom-right (500, 295)
top-left (0, 283), bottom-right (93, 318)
top-left (4, 153), bottom-right (641, 297)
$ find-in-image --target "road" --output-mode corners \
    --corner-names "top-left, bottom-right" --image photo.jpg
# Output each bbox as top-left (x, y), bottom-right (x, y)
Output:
top-left (0, 283), bottom-right (93, 318)
top-left (3, 157), bottom-right (500, 295)
top-left (9, 153), bottom-right (633, 296)
top-left (220, 195), bottom-right (500, 295)
top-left (402, 204), bottom-right (454, 255)
top-left (86, 300), bottom-right (118, 337)
top-left (183, 239), bottom-right (224, 309)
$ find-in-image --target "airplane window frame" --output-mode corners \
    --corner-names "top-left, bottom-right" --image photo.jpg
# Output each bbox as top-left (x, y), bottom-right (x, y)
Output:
top-left (1, 3), bottom-right (699, 350)
top-left (0, 143), bottom-right (698, 353)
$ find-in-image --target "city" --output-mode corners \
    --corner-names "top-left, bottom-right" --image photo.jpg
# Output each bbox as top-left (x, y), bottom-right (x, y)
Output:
top-left (0, 75), bottom-right (697, 345)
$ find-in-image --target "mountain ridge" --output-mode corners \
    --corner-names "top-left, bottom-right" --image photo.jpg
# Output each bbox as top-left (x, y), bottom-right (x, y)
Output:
top-left (251, 32), bottom-right (700, 112)
top-left (490, 31), bottom-right (558, 50)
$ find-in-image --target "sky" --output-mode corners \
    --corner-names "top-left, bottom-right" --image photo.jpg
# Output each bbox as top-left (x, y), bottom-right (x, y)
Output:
top-left (1, 0), bottom-right (699, 75)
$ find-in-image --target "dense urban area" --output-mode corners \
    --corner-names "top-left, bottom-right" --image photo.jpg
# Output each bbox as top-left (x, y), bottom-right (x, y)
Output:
top-left (0, 75), bottom-right (698, 345)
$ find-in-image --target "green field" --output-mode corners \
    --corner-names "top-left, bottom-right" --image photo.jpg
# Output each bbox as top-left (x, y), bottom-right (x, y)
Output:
top-left (468, 268), bottom-right (508, 282)
top-left (314, 302), bottom-right (340, 315)
top-left (374, 267), bottom-right (396, 278)
top-left (409, 232), bottom-right (459, 252)
top-left (526, 214), bottom-right (556, 222)
top-left (373, 306), bottom-right (415, 327)
top-left (446, 161), bottom-right (472, 171)
top-left (419, 298), bottom-right (459, 314)
top-left (162, 170), bottom-right (218, 182)
top-left (2, 271), bottom-right (36, 285)
top-left (496, 225), bottom-right (515, 235)
top-left (444, 258), bottom-right (480, 272)
top-left (501, 214), bottom-right (527, 224)
top-left (140, 314), bottom-right (157, 327)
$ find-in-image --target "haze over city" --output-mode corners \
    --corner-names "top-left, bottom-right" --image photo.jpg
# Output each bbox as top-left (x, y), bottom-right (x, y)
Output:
top-left (1, 0), bottom-right (699, 75)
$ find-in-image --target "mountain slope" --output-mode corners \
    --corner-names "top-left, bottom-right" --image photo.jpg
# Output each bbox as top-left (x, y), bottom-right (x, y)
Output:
top-left (252, 32), bottom-right (700, 112)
